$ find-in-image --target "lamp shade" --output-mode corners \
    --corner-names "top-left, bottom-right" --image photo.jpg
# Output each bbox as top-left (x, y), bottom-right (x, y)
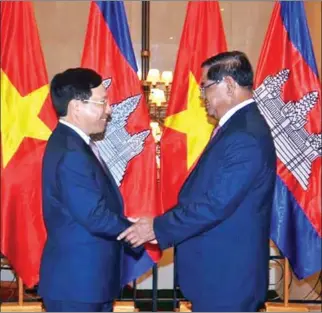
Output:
top-left (147, 68), bottom-right (160, 85)
top-left (161, 71), bottom-right (173, 86)
top-left (150, 88), bottom-right (166, 106)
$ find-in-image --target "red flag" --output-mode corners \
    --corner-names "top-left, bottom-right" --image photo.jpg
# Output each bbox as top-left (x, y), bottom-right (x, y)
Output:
top-left (254, 1), bottom-right (321, 278)
top-left (81, 1), bottom-right (161, 284)
top-left (160, 1), bottom-right (227, 211)
top-left (1, 2), bottom-right (57, 287)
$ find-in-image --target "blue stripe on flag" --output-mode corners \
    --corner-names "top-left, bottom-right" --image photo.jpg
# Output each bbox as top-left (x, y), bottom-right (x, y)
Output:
top-left (95, 0), bottom-right (138, 72)
top-left (280, 1), bottom-right (319, 78)
top-left (121, 251), bottom-right (154, 286)
top-left (271, 176), bottom-right (322, 279)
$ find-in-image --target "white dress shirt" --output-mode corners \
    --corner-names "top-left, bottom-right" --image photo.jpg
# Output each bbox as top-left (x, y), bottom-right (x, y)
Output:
top-left (59, 119), bottom-right (90, 145)
top-left (219, 98), bottom-right (254, 127)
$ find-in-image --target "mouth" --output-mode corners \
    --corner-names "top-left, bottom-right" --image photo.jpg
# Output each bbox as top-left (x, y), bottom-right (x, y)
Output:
top-left (101, 115), bottom-right (112, 122)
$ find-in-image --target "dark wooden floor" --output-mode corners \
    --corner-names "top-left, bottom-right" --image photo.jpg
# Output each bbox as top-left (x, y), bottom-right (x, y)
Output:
top-left (1, 282), bottom-right (320, 312)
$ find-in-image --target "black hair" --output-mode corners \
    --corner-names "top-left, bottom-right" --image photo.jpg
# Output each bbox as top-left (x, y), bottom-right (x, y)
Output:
top-left (50, 67), bottom-right (102, 117)
top-left (201, 51), bottom-right (253, 90)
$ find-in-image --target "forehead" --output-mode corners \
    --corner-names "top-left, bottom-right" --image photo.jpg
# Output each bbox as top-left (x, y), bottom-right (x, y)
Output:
top-left (90, 83), bottom-right (106, 98)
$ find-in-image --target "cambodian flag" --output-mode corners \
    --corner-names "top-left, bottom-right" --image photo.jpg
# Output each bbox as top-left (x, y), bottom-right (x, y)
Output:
top-left (81, 1), bottom-right (162, 285)
top-left (254, 1), bottom-right (321, 279)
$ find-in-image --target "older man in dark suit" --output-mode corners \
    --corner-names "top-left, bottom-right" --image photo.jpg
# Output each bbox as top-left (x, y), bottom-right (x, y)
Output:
top-left (119, 51), bottom-right (277, 312)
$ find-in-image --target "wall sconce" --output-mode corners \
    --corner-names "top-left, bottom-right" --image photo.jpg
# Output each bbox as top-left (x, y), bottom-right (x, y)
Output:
top-left (161, 71), bottom-right (173, 86)
top-left (146, 69), bottom-right (173, 88)
top-left (147, 69), bottom-right (160, 86)
top-left (150, 88), bottom-right (166, 107)
top-left (141, 69), bottom-right (173, 125)
top-left (141, 69), bottom-right (173, 175)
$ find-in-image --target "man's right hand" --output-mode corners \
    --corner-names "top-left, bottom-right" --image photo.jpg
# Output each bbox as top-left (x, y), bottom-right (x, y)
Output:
top-left (127, 217), bottom-right (158, 245)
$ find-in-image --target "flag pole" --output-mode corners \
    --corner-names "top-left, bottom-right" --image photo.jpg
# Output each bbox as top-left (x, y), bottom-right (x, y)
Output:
top-left (263, 257), bottom-right (309, 312)
top-left (140, 5), bottom-right (160, 310)
top-left (283, 258), bottom-right (291, 307)
top-left (18, 277), bottom-right (23, 306)
top-left (141, 1), bottom-right (150, 81)
top-left (141, 1), bottom-right (151, 105)
top-left (0, 273), bottom-right (43, 312)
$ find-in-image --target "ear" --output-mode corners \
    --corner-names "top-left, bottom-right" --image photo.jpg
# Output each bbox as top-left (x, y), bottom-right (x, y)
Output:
top-left (68, 99), bottom-right (82, 116)
top-left (224, 76), bottom-right (236, 96)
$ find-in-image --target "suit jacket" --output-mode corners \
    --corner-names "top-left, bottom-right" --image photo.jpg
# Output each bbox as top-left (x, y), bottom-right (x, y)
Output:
top-left (154, 102), bottom-right (277, 311)
top-left (38, 123), bottom-right (132, 303)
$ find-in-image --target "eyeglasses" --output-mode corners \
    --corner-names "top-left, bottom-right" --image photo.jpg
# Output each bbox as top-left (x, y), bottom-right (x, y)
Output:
top-left (199, 80), bottom-right (222, 98)
top-left (83, 99), bottom-right (108, 106)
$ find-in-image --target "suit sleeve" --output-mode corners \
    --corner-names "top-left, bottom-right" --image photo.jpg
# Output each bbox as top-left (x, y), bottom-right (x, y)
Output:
top-left (154, 133), bottom-right (264, 250)
top-left (57, 150), bottom-right (131, 238)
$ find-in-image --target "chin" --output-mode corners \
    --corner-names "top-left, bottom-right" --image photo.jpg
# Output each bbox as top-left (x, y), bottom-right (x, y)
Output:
top-left (91, 128), bottom-right (106, 140)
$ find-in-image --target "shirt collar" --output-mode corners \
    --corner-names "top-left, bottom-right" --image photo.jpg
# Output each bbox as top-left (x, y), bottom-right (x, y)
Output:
top-left (219, 98), bottom-right (254, 127)
top-left (59, 119), bottom-right (90, 145)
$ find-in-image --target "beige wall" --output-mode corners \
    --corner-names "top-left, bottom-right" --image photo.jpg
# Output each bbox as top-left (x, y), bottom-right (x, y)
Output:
top-left (33, 1), bottom-right (321, 80)
top-left (305, 1), bottom-right (322, 76)
top-left (149, 1), bottom-right (274, 73)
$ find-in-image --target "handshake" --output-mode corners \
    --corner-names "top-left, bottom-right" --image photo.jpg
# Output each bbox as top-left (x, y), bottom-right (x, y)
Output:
top-left (117, 217), bottom-right (158, 247)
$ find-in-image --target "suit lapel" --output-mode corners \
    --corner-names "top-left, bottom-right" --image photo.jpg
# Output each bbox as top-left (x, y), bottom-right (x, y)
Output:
top-left (203, 101), bottom-right (257, 154)
top-left (177, 126), bottom-right (226, 195)
top-left (179, 101), bottom-right (257, 195)
top-left (203, 125), bottom-right (226, 154)
top-left (84, 143), bottom-right (124, 207)
top-left (57, 123), bottom-right (124, 207)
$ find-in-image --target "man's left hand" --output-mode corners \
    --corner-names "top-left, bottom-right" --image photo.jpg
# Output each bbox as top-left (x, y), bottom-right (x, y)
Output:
top-left (117, 217), bottom-right (156, 247)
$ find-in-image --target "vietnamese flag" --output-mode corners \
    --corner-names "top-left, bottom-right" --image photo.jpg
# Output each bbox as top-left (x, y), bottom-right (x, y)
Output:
top-left (1, 2), bottom-right (57, 287)
top-left (160, 1), bottom-right (227, 212)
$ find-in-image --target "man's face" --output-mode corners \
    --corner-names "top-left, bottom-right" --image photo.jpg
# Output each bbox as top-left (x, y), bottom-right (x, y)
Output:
top-left (201, 67), bottom-right (228, 119)
top-left (79, 84), bottom-right (112, 135)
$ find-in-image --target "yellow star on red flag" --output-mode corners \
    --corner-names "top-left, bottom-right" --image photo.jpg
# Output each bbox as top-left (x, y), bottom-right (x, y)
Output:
top-left (164, 72), bottom-right (214, 169)
top-left (1, 70), bottom-right (52, 168)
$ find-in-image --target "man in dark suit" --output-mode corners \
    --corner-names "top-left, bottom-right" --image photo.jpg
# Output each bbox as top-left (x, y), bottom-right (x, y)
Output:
top-left (118, 51), bottom-right (277, 311)
top-left (38, 68), bottom-right (134, 312)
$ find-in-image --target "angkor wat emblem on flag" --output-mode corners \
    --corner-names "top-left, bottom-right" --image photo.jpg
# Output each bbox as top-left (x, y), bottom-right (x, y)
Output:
top-left (254, 69), bottom-right (321, 190)
top-left (95, 78), bottom-right (150, 187)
